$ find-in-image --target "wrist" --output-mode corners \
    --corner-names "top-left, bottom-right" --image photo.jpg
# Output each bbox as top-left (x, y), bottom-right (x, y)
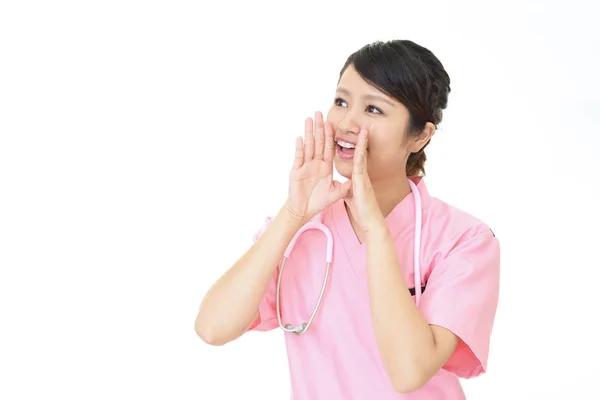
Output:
top-left (280, 202), bottom-right (306, 228)
top-left (364, 218), bottom-right (389, 240)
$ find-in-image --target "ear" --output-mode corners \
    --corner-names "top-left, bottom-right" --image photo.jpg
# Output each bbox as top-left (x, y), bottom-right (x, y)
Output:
top-left (409, 122), bottom-right (437, 153)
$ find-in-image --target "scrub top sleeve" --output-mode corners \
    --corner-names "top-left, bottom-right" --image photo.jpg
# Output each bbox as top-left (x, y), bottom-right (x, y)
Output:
top-left (247, 217), bottom-right (280, 332)
top-left (419, 227), bottom-right (500, 379)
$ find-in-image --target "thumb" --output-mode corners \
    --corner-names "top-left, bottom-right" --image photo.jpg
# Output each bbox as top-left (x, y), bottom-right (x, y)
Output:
top-left (328, 180), bottom-right (352, 204)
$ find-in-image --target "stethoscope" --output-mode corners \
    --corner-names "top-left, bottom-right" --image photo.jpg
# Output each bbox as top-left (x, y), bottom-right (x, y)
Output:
top-left (276, 178), bottom-right (423, 335)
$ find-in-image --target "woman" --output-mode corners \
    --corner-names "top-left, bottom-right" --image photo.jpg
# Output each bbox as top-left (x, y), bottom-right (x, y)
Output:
top-left (195, 39), bottom-right (500, 399)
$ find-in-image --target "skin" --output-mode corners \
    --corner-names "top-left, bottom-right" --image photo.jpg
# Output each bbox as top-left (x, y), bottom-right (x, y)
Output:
top-left (195, 64), bottom-right (459, 394)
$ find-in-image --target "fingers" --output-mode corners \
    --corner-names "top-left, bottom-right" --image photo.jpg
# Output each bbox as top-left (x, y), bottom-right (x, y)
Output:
top-left (352, 126), bottom-right (369, 176)
top-left (323, 120), bottom-right (335, 163)
top-left (303, 112), bottom-right (327, 163)
top-left (314, 112), bottom-right (325, 160)
top-left (304, 117), bottom-right (314, 162)
top-left (293, 136), bottom-right (304, 169)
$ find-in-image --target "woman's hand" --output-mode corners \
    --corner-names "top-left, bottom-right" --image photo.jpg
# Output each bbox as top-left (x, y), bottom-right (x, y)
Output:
top-left (285, 111), bottom-right (352, 225)
top-left (345, 126), bottom-right (385, 234)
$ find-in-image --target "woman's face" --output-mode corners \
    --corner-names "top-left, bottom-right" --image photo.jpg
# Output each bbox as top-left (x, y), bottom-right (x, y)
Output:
top-left (326, 65), bottom-right (430, 181)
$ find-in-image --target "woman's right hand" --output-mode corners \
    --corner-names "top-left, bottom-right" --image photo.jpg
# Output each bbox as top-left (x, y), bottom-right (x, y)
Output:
top-left (284, 111), bottom-right (352, 225)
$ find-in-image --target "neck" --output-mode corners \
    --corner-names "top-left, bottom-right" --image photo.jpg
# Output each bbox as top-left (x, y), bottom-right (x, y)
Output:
top-left (345, 173), bottom-right (412, 219)
top-left (343, 173), bottom-right (413, 244)
top-left (370, 174), bottom-right (412, 218)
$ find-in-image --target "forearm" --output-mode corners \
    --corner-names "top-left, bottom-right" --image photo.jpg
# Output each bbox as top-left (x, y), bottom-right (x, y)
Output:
top-left (195, 204), bottom-right (302, 344)
top-left (365, 222), bottom-right (437, 391)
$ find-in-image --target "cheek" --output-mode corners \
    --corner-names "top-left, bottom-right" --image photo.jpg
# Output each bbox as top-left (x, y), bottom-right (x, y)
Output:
top-left (368, 128), bottom-right (403, 152)
top-left (367, 129), bottom-right (407, 162)
top-left (326, 107), bottom-right (343, 124)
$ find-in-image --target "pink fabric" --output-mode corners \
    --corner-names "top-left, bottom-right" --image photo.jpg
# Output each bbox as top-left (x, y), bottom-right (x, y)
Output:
top-left (248, 176), bottom-right (500, 399)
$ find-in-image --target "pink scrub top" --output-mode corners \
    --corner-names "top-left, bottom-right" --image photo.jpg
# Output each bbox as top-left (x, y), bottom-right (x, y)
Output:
top-left (248, 176), bottom-right (500, 399)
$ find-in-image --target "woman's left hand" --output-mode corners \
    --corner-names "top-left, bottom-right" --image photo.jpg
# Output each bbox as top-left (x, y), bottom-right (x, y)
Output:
top-left (346, 126), bottom-right (386, 234)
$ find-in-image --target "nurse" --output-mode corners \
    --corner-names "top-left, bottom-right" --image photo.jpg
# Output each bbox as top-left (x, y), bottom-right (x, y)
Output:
top-left (195, 39), bottom-right (500, 399)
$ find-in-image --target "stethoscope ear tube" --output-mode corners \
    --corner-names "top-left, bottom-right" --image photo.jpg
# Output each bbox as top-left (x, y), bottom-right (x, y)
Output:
top-left (409, 179), bottom-right (423, 308)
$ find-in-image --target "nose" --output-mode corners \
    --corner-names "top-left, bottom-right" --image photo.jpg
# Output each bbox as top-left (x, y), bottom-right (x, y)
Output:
top-left (335, 107), bottom-right (362, 137)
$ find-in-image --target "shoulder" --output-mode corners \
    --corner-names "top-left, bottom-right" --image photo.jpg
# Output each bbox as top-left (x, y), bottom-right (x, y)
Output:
top-left (425, 196), bottom-right (498, 253)
top-left (422, 198), bottom-right (500, 292)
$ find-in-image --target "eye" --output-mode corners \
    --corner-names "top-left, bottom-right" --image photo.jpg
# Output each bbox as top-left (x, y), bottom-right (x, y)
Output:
top-left (334, 97), bottom-right (348, 107)
top-left (366, 105), bottom-right (383, 114)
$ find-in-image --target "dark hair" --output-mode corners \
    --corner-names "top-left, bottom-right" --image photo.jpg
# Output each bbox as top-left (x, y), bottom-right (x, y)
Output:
top-left (340, 40), bottom-right (451, 177)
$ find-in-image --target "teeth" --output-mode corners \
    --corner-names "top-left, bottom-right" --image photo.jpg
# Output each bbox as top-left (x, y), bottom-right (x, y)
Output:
top-left (337, 140), bottom-right (356, 149)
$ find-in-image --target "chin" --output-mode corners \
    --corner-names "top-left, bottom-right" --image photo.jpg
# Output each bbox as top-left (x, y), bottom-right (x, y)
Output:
top-left (334, 158), bottom-right (353, 179)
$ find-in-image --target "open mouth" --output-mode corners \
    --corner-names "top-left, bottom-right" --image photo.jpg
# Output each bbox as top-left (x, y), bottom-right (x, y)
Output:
top-left (336, 139), bottom-right (356, 156)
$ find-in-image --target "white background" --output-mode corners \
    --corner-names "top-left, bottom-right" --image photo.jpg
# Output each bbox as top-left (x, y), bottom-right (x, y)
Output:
top-left (1, 0), bottom-right (599, 399)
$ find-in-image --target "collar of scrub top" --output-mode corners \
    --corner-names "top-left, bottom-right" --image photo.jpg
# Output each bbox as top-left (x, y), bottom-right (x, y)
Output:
top-left (275, 178), bottom-right (424, 335)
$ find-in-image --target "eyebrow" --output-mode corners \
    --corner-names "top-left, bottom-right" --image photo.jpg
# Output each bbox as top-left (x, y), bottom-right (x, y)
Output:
top-left (336, 87), bottom-right (396, 108)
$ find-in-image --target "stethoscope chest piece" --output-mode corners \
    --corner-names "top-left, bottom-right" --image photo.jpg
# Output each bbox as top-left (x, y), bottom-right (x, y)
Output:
top-left (284, 323), bottom-right (308, 335)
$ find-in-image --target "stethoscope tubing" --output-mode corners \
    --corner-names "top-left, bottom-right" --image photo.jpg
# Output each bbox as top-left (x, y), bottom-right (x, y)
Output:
top-left (276, 179), bottom-right (422, 335)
